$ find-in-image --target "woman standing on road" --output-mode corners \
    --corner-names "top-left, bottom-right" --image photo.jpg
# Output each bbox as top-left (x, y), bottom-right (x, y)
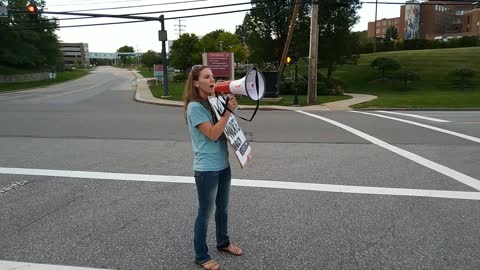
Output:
top-left (184, 65), bottom-right (244, 270)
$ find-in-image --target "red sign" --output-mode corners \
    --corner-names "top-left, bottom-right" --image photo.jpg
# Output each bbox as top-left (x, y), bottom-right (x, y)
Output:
top-left (206, 52), bottom-right (232, 78)
top-left (154, 64), bottom-right (163, 71)
top-left (154, 64), bottom-right (163, 78)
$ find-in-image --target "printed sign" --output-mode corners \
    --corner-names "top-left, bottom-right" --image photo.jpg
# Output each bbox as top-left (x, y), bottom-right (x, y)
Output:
top-left (203, 52), bottom-right (233, 79)
top-left (208, 96), bottom-right (251, 168)
top-left (0, 6), bottom-right (7, 17)
top-left (154, 64), bottom-right (163, 78)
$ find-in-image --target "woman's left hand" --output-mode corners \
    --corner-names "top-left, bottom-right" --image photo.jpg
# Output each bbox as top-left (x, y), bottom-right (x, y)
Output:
top-left (227, 94), bottom-right (238, 111)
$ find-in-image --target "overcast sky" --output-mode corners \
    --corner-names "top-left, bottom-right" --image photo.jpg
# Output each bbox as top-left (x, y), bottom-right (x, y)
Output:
top-left (44, 0), bottom-right (407, 53)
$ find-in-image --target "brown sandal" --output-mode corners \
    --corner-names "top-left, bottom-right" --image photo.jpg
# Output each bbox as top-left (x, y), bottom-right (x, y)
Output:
top-left (195, 259), bottom-right (221, 270)
top-left (218, 243), bottom-right (244, 256)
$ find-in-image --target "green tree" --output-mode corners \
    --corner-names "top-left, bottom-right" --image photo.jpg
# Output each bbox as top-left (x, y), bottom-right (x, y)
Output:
top-left (318, 0), bottom-right (362, 78)
top-left (140, 50), bottom-right (161, 68)
top-left (237, 1), bottom-right (311, 67)
top-left (0, 0), bottom-right (60, 69)
top-left (385, 26), bottom-right (398, 41)
top-left (236, 13), bottom-right (275, 67)
top-left (199, 30), bottom-right (248, 63)
top-left (353, 30), bottom-right (368, 46)
top-left (370, 57), bottom-right (400, 79)
top-left (117, 45), bottom-right (134, 66)
top-left (168, 33), bottom-right (201, 72)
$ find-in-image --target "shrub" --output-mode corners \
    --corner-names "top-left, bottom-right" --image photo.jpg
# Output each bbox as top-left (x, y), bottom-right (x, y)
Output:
top-left (449, 68), bottom-right (475, 90)
top-left (279, 79), bottom-right (294, 95)
top-left (460, 36), bottom-right (479, 47)
top-left (392, 71), bottom-right (420, 89)
top-left (173, 73), bottom-right (187, 82)
top-left (370, 57), bottom-right (400, 79)
top-left (317, 73), bottom-right (344, 96)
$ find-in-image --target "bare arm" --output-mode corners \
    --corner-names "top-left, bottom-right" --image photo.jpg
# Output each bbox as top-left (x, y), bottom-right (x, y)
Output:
top-left (197, 95), bottom-right (237, 141)
top-left (197, 110), bottom-right (231, 141)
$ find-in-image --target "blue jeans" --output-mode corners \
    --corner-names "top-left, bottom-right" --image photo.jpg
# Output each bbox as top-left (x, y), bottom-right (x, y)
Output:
top-left (193, 167), bottom-right (231, 263)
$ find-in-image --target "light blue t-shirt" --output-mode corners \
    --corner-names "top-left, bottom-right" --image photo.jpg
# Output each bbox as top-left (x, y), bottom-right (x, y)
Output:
top-left (187, 101), bottom-right (229, 171)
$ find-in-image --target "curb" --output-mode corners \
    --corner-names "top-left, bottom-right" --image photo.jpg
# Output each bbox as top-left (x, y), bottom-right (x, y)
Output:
top-left (132, 71), bottom-right (379, 111)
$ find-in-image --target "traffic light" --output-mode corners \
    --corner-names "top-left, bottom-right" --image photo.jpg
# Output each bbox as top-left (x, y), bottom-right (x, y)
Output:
top-left (26, 3), bottom-right (38, 13)
top-left (286, 56), bottom-right (292, 65)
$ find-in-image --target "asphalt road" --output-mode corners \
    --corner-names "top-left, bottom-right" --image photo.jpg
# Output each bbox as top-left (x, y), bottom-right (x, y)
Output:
top-left (0, 66), bottom-right (479, 270)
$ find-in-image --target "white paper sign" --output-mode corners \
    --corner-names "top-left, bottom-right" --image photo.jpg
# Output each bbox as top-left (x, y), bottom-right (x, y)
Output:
top-left (208, 96), bottom-right (251, 168)
top-left (0, 6), bottom-right (7, 17)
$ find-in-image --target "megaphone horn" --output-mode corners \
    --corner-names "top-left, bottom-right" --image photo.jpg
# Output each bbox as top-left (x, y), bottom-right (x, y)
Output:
top-left (214, 68), bottom-right (265, 101)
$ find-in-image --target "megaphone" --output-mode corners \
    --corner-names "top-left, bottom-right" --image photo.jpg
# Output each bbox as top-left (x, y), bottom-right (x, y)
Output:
top-left (214, 68), bottom-right (265, 100)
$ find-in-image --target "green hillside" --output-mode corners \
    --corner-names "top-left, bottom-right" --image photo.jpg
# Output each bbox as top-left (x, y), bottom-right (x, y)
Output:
top-left (334, 47), bottom-right (480, 108)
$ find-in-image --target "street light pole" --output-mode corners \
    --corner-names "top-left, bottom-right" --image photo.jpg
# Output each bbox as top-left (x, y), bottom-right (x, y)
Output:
top-left (374, 0), bottom-right (378, 53)
top-left (293, 59), bottom-right (299, 106)
top-left (159, 15), bottom-right (169, 97)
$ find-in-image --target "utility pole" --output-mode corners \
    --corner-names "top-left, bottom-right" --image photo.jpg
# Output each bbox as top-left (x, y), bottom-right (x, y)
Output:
top-left (159, 15), bottom-right (169, 97)
top-left (277, 0), bottom-right (301, 97)
top-left (307, 0), bottom-right (319, 105)
top-left (374, 0), bottom-right (378, 53)
top-left (174, 19), bottom-right (186, 38)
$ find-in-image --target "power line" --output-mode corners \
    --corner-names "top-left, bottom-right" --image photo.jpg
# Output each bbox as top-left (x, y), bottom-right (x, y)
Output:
top-left (53, 0), bottom-right (258, 21)
top-left (47, 0), bottom-right (144, 7)
top-left (3, 3), bottom-right (297, 31)
top-left (4, 1), bottom-right (478, 31)
top-left (66, 0), bottom-right (208, 13)
top-left (6, 1), bottom-right (299, 26)
top-left (7, 0), bottom-right (274, 22)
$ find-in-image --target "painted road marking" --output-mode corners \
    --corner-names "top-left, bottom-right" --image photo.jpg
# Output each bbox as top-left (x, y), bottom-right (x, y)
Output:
top-left (351, 111), bottom-right (480, 144)
top-left (296, 110), bottom-right (480, 191)
top-left (31, 81), bottom-right (110, 100)
top-left (0, 260), bottom-right (112, 270)
top-left (376, 110), bottom-right (450, 122)
top-left (0, 81), bottom-right (107, 102)
top-left (0, 167), bottom-right (479, 201)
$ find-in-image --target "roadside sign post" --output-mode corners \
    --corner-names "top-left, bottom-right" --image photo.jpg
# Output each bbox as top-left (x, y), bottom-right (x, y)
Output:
top-left (154, 64), bottom-right (164, 86)
top-left (158, 15), bottom-right (169, 97)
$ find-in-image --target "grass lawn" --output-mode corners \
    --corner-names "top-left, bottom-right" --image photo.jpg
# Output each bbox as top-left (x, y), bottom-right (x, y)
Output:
top-left (333, 47), bottom-right (480, 108)
top-left (149, 81), bottom-right (349, 106)
top-left (0, 70), bottom-right (90, 93)
top-left (137, 67), bottom-right (181, 82)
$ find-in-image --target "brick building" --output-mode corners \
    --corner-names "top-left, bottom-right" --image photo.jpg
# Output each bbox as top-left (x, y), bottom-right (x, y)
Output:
top-left (368, 0), bottom-right (479, 40)
top-left (60, 43), bottom-right (89, 67)
top-left (368, 17), bottom-right (401, 40)
top-left (462, 9), bottom-right (480, 36)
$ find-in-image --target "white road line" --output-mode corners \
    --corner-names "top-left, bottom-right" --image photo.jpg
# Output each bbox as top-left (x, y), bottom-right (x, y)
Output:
top-left (0, 167), bottom-right (479, 201)
top-left (0, 260), bottom-right (112, 270)
top-left (376, 110), bottom-right (450, 122)
top-left (0, 81), bottom-right (107, 102)
top-left (32, 81), bottom-right (109, 100)
top-left (0, 91), bottom-right (44, 101)
top-left (296, 110), bottom-right (480, 191)
top-left (351, 111), bottom-right (480, 144)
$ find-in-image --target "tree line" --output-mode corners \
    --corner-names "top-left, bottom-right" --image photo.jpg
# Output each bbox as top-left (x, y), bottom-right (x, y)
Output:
top-left (167, 0), bottom-right (362, 79)
top-left (0, 0), bottom-right (60, 71)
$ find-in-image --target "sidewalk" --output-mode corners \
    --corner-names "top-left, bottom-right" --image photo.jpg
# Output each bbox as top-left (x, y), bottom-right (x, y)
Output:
top-left (132, 72), bottom-right (377, 111)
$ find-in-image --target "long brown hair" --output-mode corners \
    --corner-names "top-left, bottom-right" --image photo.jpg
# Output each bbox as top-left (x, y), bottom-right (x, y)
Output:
top-left (183, 65), bottom-right (208, 122)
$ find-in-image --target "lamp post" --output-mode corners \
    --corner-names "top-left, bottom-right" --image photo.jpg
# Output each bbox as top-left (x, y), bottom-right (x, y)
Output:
top-left (293, 59), bottom-right (299, 106)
